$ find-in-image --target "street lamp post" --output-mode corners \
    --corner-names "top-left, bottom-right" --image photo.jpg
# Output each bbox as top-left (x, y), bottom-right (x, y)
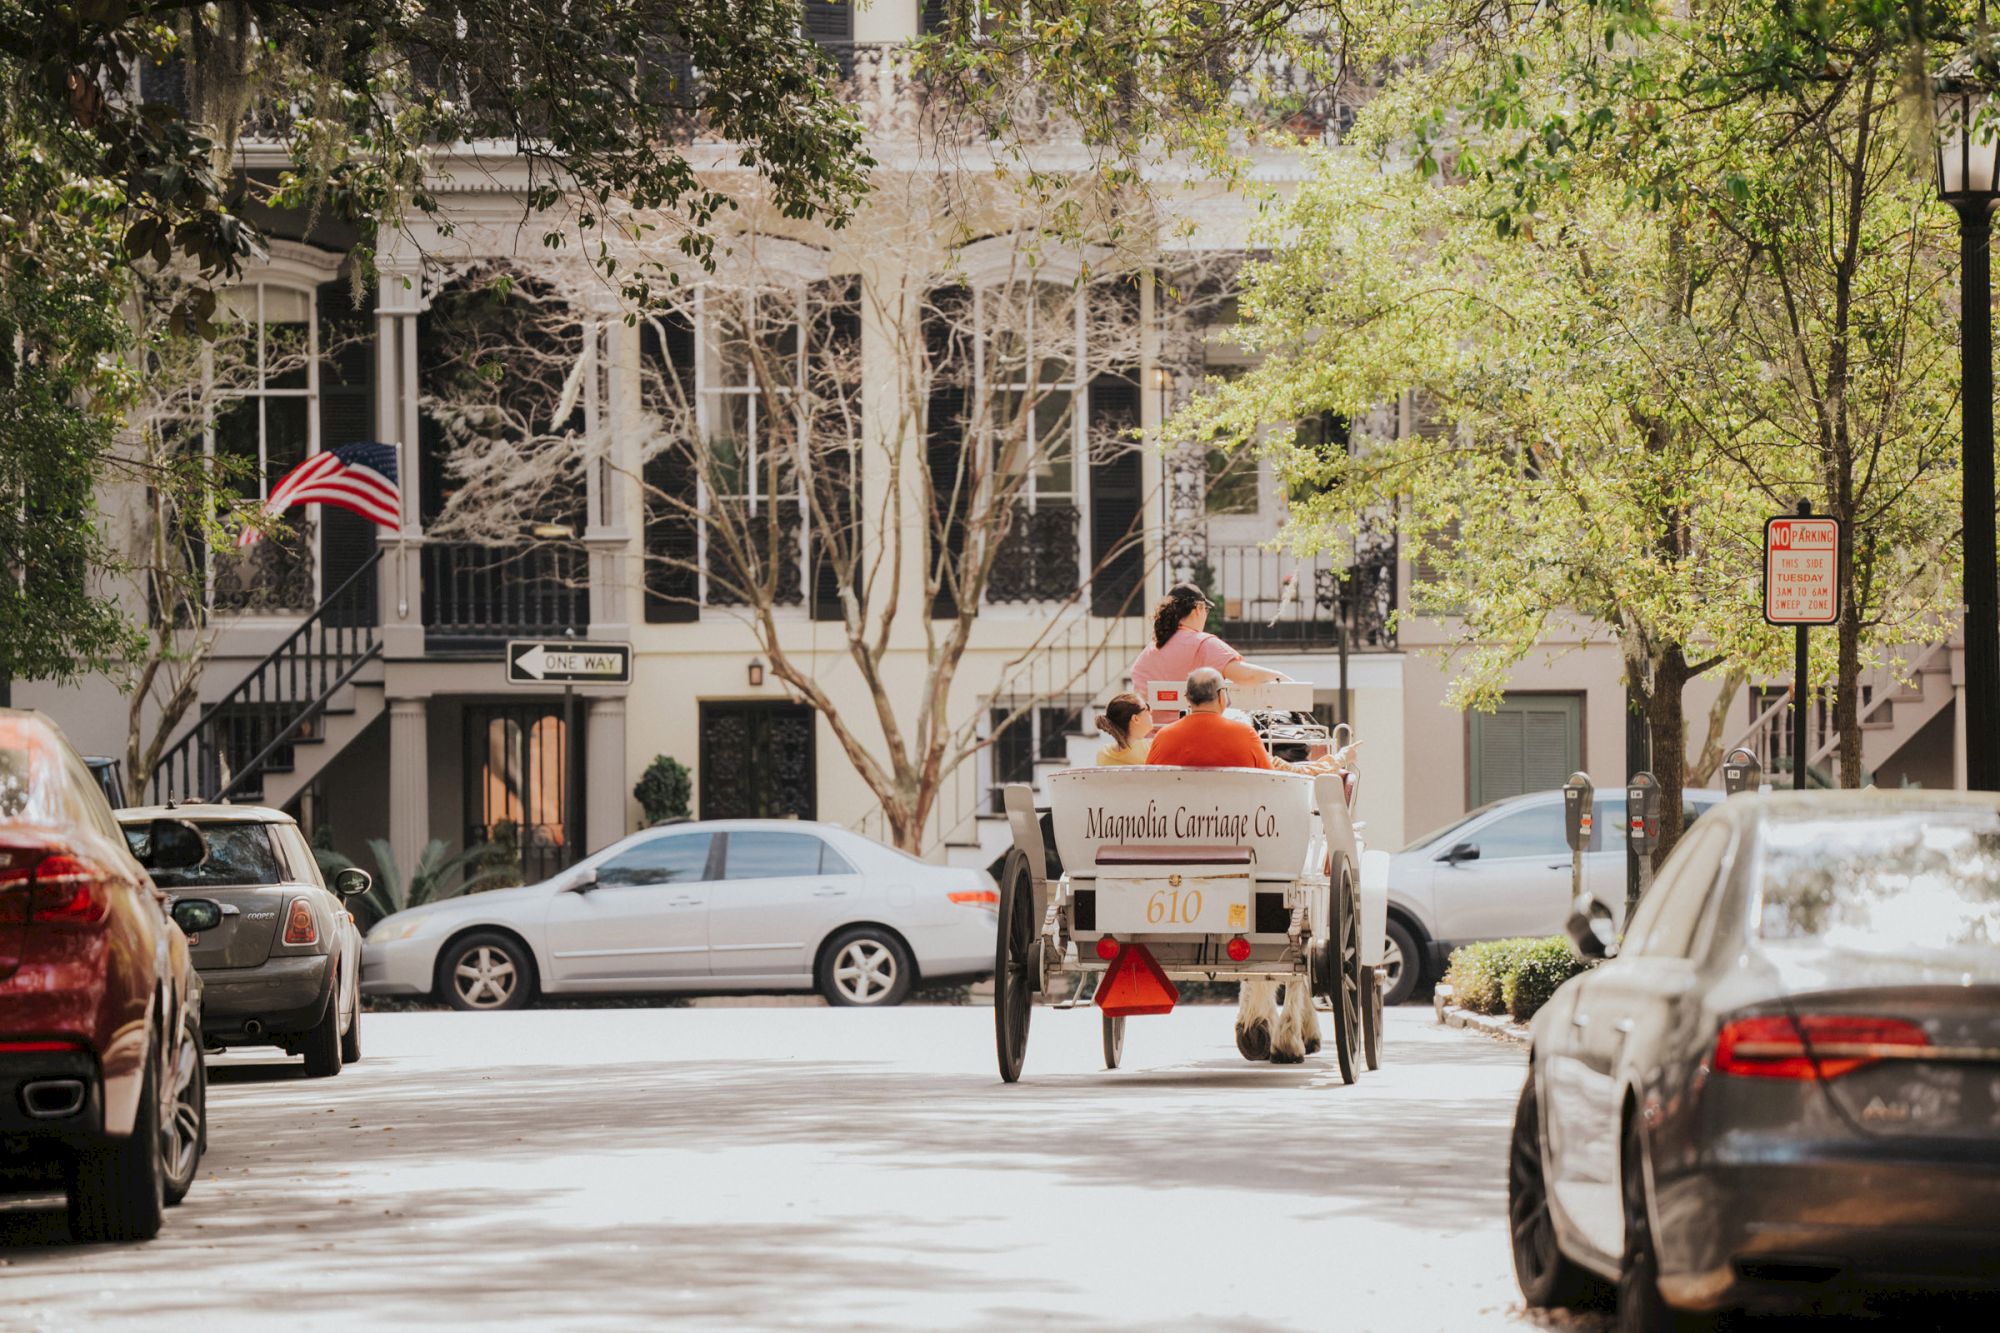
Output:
top-left (1938, 71), bottom-right (2000, 790)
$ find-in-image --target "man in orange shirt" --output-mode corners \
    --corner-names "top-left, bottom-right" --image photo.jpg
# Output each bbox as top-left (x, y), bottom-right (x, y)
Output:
top-left (1147, 668), bottom-right (1350, 773)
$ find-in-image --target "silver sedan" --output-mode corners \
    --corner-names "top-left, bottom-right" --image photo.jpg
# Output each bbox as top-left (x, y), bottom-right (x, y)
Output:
top-left (363, 820), bottom-right (998, 1010)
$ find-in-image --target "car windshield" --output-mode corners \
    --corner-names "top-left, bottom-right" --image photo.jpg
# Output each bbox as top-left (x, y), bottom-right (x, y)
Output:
top-left (1758, 809), bottom-right (2000, 955)
top-left (123, 821), bottom-right (288, 889)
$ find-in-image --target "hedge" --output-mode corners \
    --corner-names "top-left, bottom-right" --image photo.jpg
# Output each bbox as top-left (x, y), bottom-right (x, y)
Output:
top-left (1444, 936), bottom-right (1594, 1023)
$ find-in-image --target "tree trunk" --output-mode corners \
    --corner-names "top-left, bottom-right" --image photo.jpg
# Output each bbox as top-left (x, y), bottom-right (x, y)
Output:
top-left (1644, 645), bottom-right (1693, 870)
top-left (1835, 602), bottom-right (1863, 787)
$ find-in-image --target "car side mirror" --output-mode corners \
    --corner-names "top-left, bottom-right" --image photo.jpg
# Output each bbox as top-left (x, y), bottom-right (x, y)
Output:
top-left (1443, 841), bottom-right (1480, 865)
top-left (564, 868), bottom-right (599, 894)
top-left (145, 818), bottom-right (208, 871)
top-left (333, 867), bottom-right (373, 899)
top-left (171, 898), bottom-right (223, 935)
top-left (1566, 892), bottom-right (1620, 961)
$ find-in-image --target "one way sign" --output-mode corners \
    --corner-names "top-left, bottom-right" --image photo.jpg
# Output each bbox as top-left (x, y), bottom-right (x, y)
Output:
top-left (506, 639), bottom-right (632, 686)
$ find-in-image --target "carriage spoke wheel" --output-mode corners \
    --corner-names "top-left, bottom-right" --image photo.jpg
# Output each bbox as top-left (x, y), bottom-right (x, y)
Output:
top-left (1102, 1012), bottom-right (1126, 1070)
top-left (994, 850), bottom-right (1035, 1083)
top-left (1329, 873), bottom-right (1363, 1085)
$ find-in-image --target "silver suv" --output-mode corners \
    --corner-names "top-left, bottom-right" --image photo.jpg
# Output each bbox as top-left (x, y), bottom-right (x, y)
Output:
top-left (1378, 787), bottom-right (1724, 1005)
top-left (118, 805), bottom-right (371, 1077)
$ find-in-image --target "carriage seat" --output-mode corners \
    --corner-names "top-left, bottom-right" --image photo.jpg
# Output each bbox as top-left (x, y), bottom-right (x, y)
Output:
top-left (1096, 844), bottom-right (1254, 868)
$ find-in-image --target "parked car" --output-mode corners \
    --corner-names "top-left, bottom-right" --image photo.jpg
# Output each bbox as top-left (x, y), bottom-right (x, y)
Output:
top-left (363, 820), bottom-right (998, 1010)
top-left (1509, 790), bottom-right (2000, 1329)
top-left (1, 710), bottom-right (221, 1242)
top-left (117, 805), bottom-right (371, 1078)
top-left (1379, 787), bottom-right (1724, 1005)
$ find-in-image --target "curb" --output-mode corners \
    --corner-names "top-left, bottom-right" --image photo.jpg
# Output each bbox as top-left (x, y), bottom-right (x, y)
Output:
top-left (1431, 983), bottom-right (1530, 1047)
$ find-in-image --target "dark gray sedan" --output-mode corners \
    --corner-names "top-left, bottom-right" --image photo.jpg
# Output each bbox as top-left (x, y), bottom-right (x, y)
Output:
top-left (1508, 790), bottom-right (2000, 1330)
top-left (118, 805), bottom-right (371, 1078)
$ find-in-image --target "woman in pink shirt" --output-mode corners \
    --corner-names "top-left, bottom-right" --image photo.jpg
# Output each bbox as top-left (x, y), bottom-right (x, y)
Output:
top-left (1131, 583), bottom-right (1290, 721)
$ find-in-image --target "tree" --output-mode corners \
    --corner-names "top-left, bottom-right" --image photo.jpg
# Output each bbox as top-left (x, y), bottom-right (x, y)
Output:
top-left (422, 186), bottom-right (1227, 852)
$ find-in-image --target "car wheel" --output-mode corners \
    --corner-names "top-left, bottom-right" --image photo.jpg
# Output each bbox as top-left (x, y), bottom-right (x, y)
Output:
top-left (1619, 1117), bottom-right (1707, 1333)
top-left (438, 932), bottom-right (536, 1012)
top-left (300, 981), bottom-right (345, 1078)
top-left (67, 1034), bottom-right (166, 1243)
top-left (819, 928), bottom-right (914, 1007)
top-left (1382, 918), bottom-right (1422, 1007)
top-left (1509, 1075), bottom-right (1610, 1308)
top-left (339, 986), bottom-right (361, 1065)
top-left (162, 1016), bottom-right (206, 1206)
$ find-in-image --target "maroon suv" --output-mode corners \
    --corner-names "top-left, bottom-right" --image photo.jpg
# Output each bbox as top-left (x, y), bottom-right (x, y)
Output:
top-left (0, 711), bottom-right (219, 1242)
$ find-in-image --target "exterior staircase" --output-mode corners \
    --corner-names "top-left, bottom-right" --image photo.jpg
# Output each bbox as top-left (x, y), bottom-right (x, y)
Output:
top-left (145, 552), bottom-right (385, 808)
top-left (1730, 641), bottom-right (1956, 786)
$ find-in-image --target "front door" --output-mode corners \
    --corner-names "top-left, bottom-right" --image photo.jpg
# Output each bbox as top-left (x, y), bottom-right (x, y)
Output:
top-left (700, 702), bottom-right (816, 820)
top-left (465, 701), bottom-right (576, 883)
top-left (543, 830), bottom-right (717, 986)
top-left (1429, 797), bottom-right (1575, 943)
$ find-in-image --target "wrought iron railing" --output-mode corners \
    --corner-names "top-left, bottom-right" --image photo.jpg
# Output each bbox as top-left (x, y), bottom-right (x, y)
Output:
top-left (1199, 534), bottom-right (1398, 653)
top-left (147, 551), bottom-right (384, 805)
top-left (421, 542), bottom-right (589, 648)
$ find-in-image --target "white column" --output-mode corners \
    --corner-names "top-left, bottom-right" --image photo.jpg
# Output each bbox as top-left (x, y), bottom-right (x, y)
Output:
top-left (388, 697), bottom-right (430, 892)
top-left (378, 263), bottom-right (426, 656)
top-left (586, 696), bottom-right (628, 853)
top-left (584, 317), bottom-right (631, 638)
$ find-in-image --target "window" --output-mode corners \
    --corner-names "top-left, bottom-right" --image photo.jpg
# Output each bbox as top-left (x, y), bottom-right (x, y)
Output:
top-left (1469, 694), bottom-right (1580, 806)
top-left (214, 283), bottom-right (316, 513)
top-left (1587, 797), bottom-right (1712, 853)
top-left (1462, 804), bottom-right (1569, 861)
top-left (1757, 810), bottom-right (2000, 953)
top-left (128, 822), bottom-right (286, 890)
top-left (701, 287), bottom-right (806, 607)
top-left (1204, 447), bottom-right (1260, 515)
top-left (1625, 822), bottom-right (1730, 957)
top-left (597, 833), bottom-right (714, 887)
top-left (722, 831), bottom-right (830, 880)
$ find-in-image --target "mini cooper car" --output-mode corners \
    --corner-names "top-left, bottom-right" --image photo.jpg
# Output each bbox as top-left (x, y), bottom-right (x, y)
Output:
top-left (118, 805), bottom-right (370, 1078)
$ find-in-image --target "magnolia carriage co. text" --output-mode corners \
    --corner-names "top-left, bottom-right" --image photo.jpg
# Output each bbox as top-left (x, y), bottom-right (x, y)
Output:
top-left (1082, 801), bottom-right (1281, 843)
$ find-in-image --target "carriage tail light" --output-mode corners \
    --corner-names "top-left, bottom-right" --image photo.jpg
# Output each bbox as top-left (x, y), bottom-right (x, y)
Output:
top-left (282, 897), bottom-right (318, 946)
top-left (948, 890), bottom-right (999, 907)
top-left (1226, 936), bottom-right (1252, 962)
top-left (1096, 936), bottom-right (1119, 961)
top-left (1714, 1014), bottom-right (1929, 1080)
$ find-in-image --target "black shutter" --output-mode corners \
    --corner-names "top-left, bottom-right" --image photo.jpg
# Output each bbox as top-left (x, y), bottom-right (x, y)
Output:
top-left (641, 312), bottom-right (701, 622)
top-left (925, 287), bottom-right (971, 619)
top-left (811, 277), bottom-right (862, 622)
top-left (919, 0), bottom-right (950, 35)
top-left (318, 283), bottom-right (378, 626)
top-left (804, 1), bottom-right (853, 76)
top-left (1088, 372), bottom-right (1145, 616)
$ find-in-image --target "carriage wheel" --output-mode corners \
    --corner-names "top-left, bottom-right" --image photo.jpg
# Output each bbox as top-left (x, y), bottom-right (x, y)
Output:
top-left (1361, 964), bottom-right (1384, 1071)
top-left (1329, 872), bottom-right (1363, 1085)
top-left (994, 849), bottom-right (1035, 1083)
top-left (1102, 1012), bottom-right (1126, 1070)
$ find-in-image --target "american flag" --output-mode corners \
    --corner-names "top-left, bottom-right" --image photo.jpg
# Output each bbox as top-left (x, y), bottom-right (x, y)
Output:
top-left (238, 443), bottom-right (400, 547)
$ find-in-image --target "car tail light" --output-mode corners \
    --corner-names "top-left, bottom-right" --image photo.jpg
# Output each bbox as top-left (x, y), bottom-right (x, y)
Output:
top-left (0, 853), bottom-right (109, 927)
top-left (1714, 1014), bottom-right (1931, 1080)
top-left (1226, 936), bottom-right (1252, 962)
top-left (0, 1039), bottom-right (87, 1053)
top-left (282, 898), bottom-right (318, 946)
top-left (948, 890), bottom-right (999, 907)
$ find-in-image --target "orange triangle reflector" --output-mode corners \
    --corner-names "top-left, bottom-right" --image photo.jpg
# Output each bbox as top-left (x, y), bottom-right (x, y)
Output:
top-left (1094, 943), bottom-right (1180, 1017)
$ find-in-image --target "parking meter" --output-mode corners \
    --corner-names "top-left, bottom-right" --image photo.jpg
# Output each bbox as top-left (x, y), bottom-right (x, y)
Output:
top-left (1625, 770), bottom-right (1661, 925)
top-left (1561, 772), bottom-right (1593, 906)
top-left (1722, 747), bottom-right (1762, 796)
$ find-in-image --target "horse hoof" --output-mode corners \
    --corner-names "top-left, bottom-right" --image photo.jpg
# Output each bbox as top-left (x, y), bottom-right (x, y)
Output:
top-left (1303, 1032), bottom-right (1322, 1056)
top-left (1235, 1022), bottom-right (1272, 1062)
top-left (1270, 1046), bottom-right (1306, 1065)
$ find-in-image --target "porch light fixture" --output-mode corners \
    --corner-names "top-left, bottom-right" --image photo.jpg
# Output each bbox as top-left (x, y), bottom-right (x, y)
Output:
top-left (748, 657), bottom-right (766, 688)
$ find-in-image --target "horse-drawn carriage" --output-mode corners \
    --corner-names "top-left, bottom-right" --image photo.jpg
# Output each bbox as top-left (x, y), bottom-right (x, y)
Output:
top-left (992, 684), bottom-right (1388, 1082)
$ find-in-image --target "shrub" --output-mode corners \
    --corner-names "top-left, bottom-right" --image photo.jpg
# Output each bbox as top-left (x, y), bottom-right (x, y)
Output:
top-left (634, 754), bottom-right (693, 825)
top-left (1443, 937), bottom-right (1541, 1015)
top-left (1504, 937), bottom-right (1594, 1023)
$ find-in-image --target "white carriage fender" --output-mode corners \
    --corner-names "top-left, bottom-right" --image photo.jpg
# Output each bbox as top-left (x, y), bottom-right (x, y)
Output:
top-left (1358, 849), bottom-right (1393, 968)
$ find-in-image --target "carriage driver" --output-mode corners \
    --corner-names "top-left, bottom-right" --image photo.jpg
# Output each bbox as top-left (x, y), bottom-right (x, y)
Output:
top-left (1144, 668), bottom-right (1350, 775)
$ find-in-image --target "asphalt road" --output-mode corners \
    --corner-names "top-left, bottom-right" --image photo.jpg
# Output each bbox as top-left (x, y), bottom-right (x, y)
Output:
top-left (2, 1005), bottom-right (1567, 1331)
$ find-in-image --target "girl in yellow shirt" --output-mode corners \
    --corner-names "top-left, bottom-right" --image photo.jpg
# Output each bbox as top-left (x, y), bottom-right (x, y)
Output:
top-left (1094, 693), bottom-right (1154, 765)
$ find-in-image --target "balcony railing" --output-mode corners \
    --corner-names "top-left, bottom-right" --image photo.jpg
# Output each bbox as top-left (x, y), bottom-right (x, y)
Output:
top-left (1199, 534), bottom-right (1397, 653)
top-left (421, 542), bottom-right (588, 651)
